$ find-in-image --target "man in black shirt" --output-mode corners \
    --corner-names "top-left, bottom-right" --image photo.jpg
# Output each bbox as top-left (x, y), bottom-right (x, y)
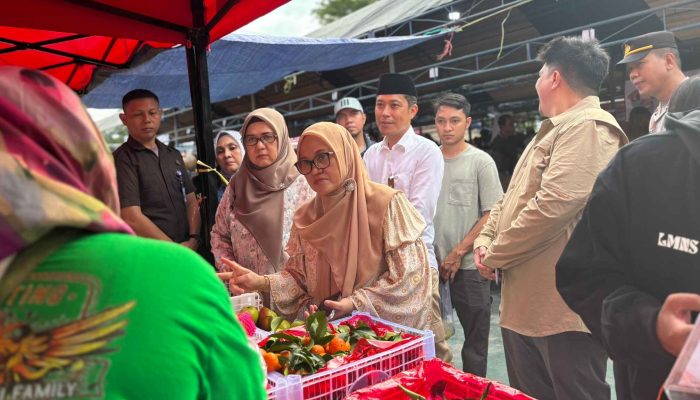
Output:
top-left (113, 89), bottom-right (201, 250)
top-left (556, 77), bottom-right (700, 400)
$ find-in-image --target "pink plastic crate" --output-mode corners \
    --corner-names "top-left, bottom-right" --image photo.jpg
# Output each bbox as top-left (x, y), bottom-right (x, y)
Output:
top-left (266, 312), bottom-right (435, 400)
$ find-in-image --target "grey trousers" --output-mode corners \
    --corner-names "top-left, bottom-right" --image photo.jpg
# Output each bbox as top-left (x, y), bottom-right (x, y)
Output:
top-left (450, 269), bottom-right (491, 376)
top-left (501, 328), bottom-right (610, 400)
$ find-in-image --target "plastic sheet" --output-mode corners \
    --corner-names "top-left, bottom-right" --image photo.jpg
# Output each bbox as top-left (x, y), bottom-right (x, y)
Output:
top-left (346, 358), bottom-right (535, 400)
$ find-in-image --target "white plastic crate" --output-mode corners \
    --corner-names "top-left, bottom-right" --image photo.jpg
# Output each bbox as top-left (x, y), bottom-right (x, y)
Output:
top-left (232, 292), bottom-right (270, 341)
top-left (266, 375), bottom-right (302, 400)
top-left (231, 292), bottom-right (262, 313)
top-left (266, 312), bottom-right (435, 400)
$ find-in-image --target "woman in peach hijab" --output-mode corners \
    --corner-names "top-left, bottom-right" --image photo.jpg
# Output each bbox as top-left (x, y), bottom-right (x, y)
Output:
top-left (221, 122), bottom-right (433, 330)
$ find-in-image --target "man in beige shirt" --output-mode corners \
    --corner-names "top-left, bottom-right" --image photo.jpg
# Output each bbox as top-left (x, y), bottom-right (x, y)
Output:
top-left (473, 37), bottom-right (628, 399)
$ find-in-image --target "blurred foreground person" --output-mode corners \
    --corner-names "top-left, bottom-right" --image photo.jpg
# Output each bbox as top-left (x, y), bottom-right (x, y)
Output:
top-left (557, 76), bottom-right (700, 400)
top-left (0, 67), bottom-right (265, 399)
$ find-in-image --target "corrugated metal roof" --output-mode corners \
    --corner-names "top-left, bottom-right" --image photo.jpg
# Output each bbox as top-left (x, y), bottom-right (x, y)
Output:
top-left (307, 0), bottom-right (455, 38)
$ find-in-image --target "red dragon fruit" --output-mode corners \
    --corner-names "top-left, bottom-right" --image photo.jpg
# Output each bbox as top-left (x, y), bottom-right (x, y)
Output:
top-left (237, 312), bottom-right (257, 337)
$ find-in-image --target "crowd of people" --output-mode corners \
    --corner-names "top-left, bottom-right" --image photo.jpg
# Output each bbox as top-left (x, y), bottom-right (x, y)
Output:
top-left (0, 30), bottom-right (698, 400)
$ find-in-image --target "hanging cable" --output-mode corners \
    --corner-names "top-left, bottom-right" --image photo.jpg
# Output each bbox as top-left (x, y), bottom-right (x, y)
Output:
top-left (456, 0), bottom-right (532, 32)
top-left (497, 8), bottom-right (512, 59)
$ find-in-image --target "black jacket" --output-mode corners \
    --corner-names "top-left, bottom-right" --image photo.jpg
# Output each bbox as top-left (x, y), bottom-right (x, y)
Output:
top-left (556, 110), bottom-right (700, 400)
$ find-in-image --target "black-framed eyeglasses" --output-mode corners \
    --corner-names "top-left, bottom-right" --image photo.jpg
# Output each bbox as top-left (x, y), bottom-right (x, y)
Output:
top-left (243, 133), bottom-right (277, 147)
top-left (295, 152), bottom-right (335, 175)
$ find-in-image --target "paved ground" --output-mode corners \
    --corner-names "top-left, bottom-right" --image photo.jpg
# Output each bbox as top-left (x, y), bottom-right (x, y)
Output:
top-left (445, 286), bottom-right (617, 399)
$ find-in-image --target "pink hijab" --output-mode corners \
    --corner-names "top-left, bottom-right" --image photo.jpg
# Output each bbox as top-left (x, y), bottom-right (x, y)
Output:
top-left (0, 67), bottom-right (132, 260)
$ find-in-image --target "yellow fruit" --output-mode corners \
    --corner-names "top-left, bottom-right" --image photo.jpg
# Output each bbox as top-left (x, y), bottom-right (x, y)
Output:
top-left (240, 306), bottom-right (259, 324)
top-left (276, 320), bottom-right (291, 332)
top-left (290, 320), bottom-right (305, 328)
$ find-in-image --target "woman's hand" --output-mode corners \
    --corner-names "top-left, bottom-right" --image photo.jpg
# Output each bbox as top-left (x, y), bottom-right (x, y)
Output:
top-left (323, 298), bottom-right (354, 319)
top-left (216, 257), bottom-right (266, 295)
top-left (304, 304), bottom-right (319, 319)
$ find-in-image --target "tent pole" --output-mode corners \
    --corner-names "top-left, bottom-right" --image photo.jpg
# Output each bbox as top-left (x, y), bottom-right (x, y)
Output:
top-left (186, 28), bottom-right (217, 258)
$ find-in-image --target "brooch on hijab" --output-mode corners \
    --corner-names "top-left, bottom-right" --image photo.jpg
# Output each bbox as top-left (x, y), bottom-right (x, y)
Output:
top-left (344, 181), bottom-right (356, 192)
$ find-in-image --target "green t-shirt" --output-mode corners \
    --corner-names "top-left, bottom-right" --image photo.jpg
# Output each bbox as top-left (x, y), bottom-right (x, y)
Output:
top-left (0, 233), bottom-right (265, 400)
top-left (434, 146), bottom-right (503, 270)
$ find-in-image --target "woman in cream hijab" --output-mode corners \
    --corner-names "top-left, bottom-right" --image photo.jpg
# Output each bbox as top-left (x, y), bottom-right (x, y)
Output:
top-left (210, 109), bottom-right (314, 284)
top-left (213, 130), bottom-right (244, 202)
top-left (221, 122), bottom-right (433, 330)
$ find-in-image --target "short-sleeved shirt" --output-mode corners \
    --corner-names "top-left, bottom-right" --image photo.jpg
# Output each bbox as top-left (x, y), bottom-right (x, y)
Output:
top-left (113, 137), bottom-right (195, 242)
top-left (434, 146), bottom-right (503, 270)
top-left (0, 233), bottom-right (266, 399)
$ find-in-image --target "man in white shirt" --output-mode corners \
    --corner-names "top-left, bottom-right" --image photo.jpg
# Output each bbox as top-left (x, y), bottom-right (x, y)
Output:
top-left (363, 73), bottom-right (450, 361)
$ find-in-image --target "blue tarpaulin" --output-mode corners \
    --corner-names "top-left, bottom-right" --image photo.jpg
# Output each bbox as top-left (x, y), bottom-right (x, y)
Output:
top-left (83, 33), bottom-right (438, 108)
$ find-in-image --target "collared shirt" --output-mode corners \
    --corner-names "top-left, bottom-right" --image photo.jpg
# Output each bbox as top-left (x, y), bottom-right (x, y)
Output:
top-left (360, 133), bottom-right (376, 157)
top-left (113, 137), bottom-right (195, 242)
top-left (363, 127), bottom-right (444, 269)
top-left (649, 101), bottom-right (669, 134)
top-left (474, 96), bottom-right (628, 336)
top-left (650, 76), bottom-right (689, 134)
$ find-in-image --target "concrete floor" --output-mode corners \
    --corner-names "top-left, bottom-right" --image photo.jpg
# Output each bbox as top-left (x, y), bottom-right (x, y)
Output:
top-left (445, 286), bottom-right (617, 399)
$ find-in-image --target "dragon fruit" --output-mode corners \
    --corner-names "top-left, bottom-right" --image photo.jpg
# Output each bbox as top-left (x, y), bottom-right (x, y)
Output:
top-left (237, 312), bottom-right (257, 337)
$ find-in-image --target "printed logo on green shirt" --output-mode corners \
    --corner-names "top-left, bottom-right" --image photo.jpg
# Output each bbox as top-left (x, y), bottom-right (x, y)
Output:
top-left (0, 272), bottom-right (135, 399)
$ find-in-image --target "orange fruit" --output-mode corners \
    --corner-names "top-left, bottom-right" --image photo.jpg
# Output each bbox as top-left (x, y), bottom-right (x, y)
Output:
top-left (303, 336), bottom-right (311, 345)
top-left (328, 336), bottom-right (351, 354)
top-left (262, 351), bottom-right (282, 372)
top-left (310, 344), bottom-right (326, 356)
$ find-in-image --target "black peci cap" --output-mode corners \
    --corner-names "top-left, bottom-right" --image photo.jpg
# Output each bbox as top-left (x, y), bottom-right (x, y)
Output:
top-left (618, 31), bottom-right (678, 64)
top-left (377, 73), bottom-right (417, 97)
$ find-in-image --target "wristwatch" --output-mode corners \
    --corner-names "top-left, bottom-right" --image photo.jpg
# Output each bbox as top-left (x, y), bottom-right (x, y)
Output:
top-left (189, 234), bottom-right (202, 243)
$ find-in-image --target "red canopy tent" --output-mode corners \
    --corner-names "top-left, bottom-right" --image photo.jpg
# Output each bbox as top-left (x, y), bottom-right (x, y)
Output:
top-left (1, 0), bottom-right (289, 247)
top-left (0, 27), bottom-right (172, 91)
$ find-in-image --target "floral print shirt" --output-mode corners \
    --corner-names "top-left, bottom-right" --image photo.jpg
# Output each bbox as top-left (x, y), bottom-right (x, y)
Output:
top-left (211, 175), bottom-right (315, 275)
top-left (269, 193), bottom-right (433, 331)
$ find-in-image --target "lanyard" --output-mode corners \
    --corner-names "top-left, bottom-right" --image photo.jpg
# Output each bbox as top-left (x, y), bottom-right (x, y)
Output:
top-left (175, 170), bottom-right (187, 206)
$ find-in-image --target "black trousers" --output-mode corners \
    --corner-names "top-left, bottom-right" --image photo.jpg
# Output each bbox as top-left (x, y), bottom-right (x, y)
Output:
top-left (449, 269), bottom-right (491, 376)
top-left (501, 328), bottom-right (610, 400)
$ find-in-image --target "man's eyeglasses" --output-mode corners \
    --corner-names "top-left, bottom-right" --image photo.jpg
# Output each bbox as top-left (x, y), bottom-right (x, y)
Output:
top-left (295, 152), bottom-right (335, 175)
top-left (243, 133), bottom-right (277, 147)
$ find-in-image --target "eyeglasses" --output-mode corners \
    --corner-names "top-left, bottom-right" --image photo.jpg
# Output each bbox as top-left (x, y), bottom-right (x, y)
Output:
top-left (295, 152), bottom-right (335, 175)
top-left (243, 133), bottom-right (277, 147)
